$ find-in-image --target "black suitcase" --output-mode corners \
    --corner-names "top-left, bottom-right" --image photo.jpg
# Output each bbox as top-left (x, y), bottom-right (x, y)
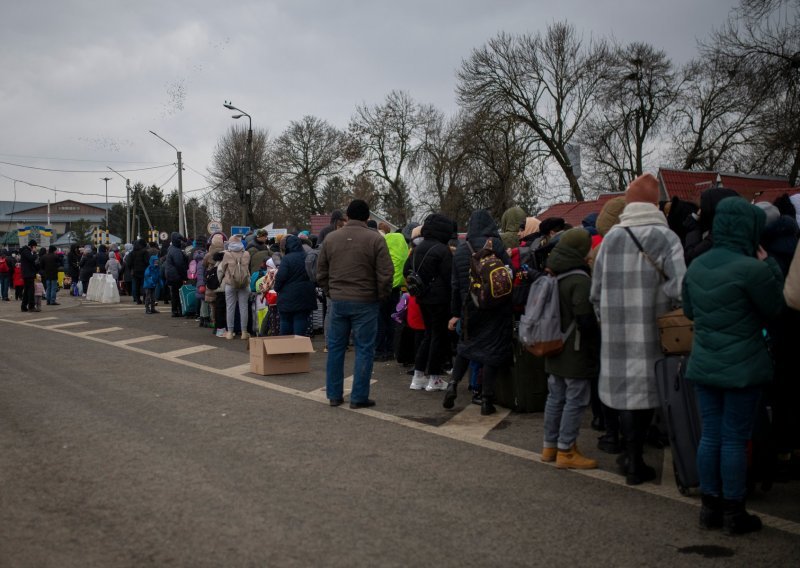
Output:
top-left (655, 355), bottom-right (701, 494)
top-left (494, 340), bottom-right (548, 413)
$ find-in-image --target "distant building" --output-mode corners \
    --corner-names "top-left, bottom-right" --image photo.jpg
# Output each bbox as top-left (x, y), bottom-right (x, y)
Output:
top-left (0, 199), bottom-right (115, 248)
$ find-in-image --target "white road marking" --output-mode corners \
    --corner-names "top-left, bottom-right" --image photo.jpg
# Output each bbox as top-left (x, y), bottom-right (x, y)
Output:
top-left (78, 327), bottom-right (124, 336)
top-left (439, 404), bottom-right (511, 439)
top-left (48, 321), bottom-right (89, 329)
top-left (223, 363), bottom-right (253, 375)
top-left (2, 315), bottom-right (799, 537)
top-left (160, 345), bottom-right (216, 358)
top-left (116, 307), bottom-right (145, 311)
top-left (20, 317), bottom-right (58, 323)
top-left (116, 334), bottom-right (166, 345)
top-left (309, 376), bottom-right (378, 400)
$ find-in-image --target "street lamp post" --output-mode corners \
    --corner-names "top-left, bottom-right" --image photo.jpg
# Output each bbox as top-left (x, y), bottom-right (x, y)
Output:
top-left (100, 177), bottom-right (111, 230)
top-left (149, 130), bottom-right (187, 237)
top-left (107, 166), bottom-right (131, 243)
top-left (223, 101), bottom-right (253, 226)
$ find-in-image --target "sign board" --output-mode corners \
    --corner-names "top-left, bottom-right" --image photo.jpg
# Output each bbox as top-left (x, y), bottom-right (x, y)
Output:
top-left (267, 228), bottom-right (288, 239)
top-left (159, 231), bottom-right (168, 242)
top-left (207, 220), bottom-right (223, 234)
top-left (17, 225), bottom-right (53, 248)
top-left (230, 226), bottom-right (250, 237)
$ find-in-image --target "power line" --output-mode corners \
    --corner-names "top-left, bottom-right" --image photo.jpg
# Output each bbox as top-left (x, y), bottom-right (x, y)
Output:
top-left (0, 172), bottom-right (127, 199)
top-left (0, 160), bottom-right (174, 174)
top-left (0, 152), bottom-right (164, 165)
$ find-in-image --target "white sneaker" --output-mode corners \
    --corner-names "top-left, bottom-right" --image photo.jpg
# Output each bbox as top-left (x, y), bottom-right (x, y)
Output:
top-left (225, 331), bottom-right (234, 340)
top-left (216, 329), bottom-right (225, 338)
top-left (410, 371), bottom-right (428, 390)
top-left (425, 376), bottom-right (448, 392)
top-left (241, 332), bottom-right (250, 340)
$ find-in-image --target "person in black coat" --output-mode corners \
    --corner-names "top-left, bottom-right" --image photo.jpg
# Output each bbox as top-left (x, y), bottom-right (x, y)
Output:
top-left (19, 239), bottom-right (39, 312)
top-left (96, 245), bottom-right (108, 274)
top-left (273, 234), bottom-right (317, 335)
top-left (403, 213), bottom-right (456, 392)
top-left (683, 187), bottom-right (738, 266)
top-left (163, 232), bottom-right (188, 317)
top-left (41, 245), bottom-right (61, 305)
top-left (67, 243), bottom-right (81, 282)
top-left (443, 209), bottom-right (512, 415)
top-left (78, 245), bottom-right (97, 296)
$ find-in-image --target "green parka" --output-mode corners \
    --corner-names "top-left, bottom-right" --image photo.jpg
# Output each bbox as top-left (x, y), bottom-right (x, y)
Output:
top-left (544, 228), bottom-right (600, 379)
top-left (682, 198), bottom-right (785, 389)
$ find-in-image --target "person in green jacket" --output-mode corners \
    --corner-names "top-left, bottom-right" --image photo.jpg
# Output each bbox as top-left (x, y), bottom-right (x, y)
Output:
top-left (541, 228), bottom-right (600, 470)
top-left (682, 197), bottom-right (785, 535)
top-left (499, 206), bottom-right (527, 250)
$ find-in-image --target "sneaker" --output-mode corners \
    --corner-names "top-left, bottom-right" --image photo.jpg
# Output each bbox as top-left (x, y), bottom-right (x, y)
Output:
top-left (241, 332), bottom-right (250, 340)
top-left (556, 445), bottom-right (598, 470)
top-left (541, 447), bottom-right (557, 463)
top-left (410, 371), bottom-right (428, 390)
top-left (225, 331), bottom-right (234, 340)
top-left (425, 376), bottom-right (448, 392)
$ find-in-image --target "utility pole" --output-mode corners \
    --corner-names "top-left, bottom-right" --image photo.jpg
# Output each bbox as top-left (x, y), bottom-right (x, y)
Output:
top-left (100, 177), bottom-right (111, 230)
top-left (149, 131), bottom-right (186, 236)
top-left (107, 167), bottom-right (131, 243)
top-left (223, 101), bottom-right (254, 227)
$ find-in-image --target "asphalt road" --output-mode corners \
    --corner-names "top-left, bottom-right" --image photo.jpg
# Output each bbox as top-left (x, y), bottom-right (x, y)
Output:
top-left (1, 295), bottom-right (798, 567)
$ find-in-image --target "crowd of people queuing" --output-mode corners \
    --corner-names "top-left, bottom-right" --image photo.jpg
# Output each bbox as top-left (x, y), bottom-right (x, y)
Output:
top-left (2, 177), bottom-right (799, 536)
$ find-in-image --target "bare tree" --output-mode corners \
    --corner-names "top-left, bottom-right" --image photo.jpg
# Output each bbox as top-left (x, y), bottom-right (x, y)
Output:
top-left (707, 0), bottom-right (800, 182)
top-left (457, 24), bottom-right (608, 201)
top-left (207, 125), bottom-right (279, 228)
top-left (349, 90), bottom-right (429, 224)
top-left (582, 42), bottom-right (679, 191)
top-left (273, 116), bottom-right (355, 222)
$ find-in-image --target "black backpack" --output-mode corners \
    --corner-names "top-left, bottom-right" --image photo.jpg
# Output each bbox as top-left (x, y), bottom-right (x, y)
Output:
top-left (205, 265), bottom-right (221, 291)
top-left (406, 245), bottom-right (437, 297)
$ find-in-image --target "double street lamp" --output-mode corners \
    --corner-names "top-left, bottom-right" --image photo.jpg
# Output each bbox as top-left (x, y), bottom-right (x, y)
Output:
top-left (149, 130), bottom-right (187, 237)
top-left (223, 101), bottom-right (253, 226)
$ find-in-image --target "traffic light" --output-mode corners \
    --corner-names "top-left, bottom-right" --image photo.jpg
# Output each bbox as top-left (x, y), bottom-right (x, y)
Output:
top-left (92, 227), bottom-right (110, 246)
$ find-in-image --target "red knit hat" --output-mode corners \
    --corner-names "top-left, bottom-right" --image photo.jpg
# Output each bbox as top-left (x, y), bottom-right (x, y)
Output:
top-left (626, 173), bottom-right (660, 205)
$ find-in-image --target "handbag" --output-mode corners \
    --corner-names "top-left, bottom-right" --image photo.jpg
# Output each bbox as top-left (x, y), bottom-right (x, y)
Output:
top-left (657, 308), bottom-right (694, 355)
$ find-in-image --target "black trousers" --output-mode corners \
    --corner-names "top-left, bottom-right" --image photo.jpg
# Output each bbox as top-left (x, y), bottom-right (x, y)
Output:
top-left (414, 301), bottom-right (451, 376)
top-left (170, 282), bottom-right (182, 315)
top-left (21, 277), bottom-right (35, 310)
top-left (450, 354), bottom-right (499, 398)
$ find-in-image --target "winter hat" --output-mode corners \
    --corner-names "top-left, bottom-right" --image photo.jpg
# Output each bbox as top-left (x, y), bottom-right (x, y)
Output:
top-left (554, 227), bottom-right (592, 258)
top-left (626, 173), bottom-right (660, 205)
top-left (28, 239), bottom-right (37, 247)
top-left (755, 201), bottom-right (780, 226)
top-left (596, 196), bottom-right (627, 236)
top-left (210, 233), bottom-right (225, 247)
top-left (346, 199), bottom-right (370, 222)
top-left (539, 217), bottom-right (566, 235)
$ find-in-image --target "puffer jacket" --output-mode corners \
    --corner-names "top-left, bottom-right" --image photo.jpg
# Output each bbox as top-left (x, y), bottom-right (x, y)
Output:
top-left (683, 187), bottom-right (739, 266)
top-left (163, 233), bottom-right (188, 283)
top-left (385, 232), bottom-right (409, 288)
top-left (682, 198), bottom-right (785, 389)
top-left (273, 235), bottom-right (317, 313)
top-left (403, 213), bottom-right (454, 306)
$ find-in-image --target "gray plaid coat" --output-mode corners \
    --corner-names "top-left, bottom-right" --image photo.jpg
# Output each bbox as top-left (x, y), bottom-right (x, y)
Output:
top-left (590, 204), bottom-right (686, 410)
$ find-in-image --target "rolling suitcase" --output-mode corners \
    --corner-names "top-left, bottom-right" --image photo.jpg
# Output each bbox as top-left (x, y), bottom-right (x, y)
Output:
top-left (494, 340), bottom-right (548, 413)
top-left (179, 284), bottom-right (198, 317)
top-left (655, 355), bottom-right (701, 494)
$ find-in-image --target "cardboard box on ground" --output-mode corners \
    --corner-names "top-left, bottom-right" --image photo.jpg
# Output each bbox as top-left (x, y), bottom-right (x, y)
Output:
top-left (249, 336), bottom-right (315, 375)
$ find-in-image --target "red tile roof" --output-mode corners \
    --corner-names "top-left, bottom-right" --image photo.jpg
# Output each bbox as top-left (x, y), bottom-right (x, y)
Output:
top-left (536, 193), bottom-right (622, 228)
top-left (752, 187), bottom-right (800, 203)
top-left (658, 169), bottom-right (790, 203)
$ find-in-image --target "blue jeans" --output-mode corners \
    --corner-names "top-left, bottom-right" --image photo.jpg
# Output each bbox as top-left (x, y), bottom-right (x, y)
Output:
top-left (325, 300), bottom-right (379, 404)
top-left (45, 279), bottom-right (58, 304)
top-left (0, 274), bottom-right (9, 300)
top-left (279, 310), bottom-right (310, 336)
top-left (695, 384), bottom-right (761, 501)
top-left (543, 374), bottom-right (591, 450)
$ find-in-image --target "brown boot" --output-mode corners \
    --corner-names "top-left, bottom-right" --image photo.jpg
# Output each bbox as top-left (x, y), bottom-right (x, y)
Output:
top-left (541, 447), bottom-right (557, 463)
top-left (556, 445), bottom-right (598, 470)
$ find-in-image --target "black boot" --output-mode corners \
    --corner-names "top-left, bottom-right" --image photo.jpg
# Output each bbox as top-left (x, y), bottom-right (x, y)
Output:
top-left (443, 380), bottom-right (458, 409)
top-left (723, 499), bottom-right (762, 535)
top-left (481, 395), bottom-right (496, 416)
top-left (699, 494), bottom-right (724, 530)
top-left (597, 432), bottom-right (622, 454)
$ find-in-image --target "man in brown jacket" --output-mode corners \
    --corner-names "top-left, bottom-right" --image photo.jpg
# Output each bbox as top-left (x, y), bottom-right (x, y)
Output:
top-left (317, 199), bottom-right (394, 408)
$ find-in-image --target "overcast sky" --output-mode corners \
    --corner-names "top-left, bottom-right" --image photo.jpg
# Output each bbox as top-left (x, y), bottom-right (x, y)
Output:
top-left (0, 0), bottom-right (740, 208)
